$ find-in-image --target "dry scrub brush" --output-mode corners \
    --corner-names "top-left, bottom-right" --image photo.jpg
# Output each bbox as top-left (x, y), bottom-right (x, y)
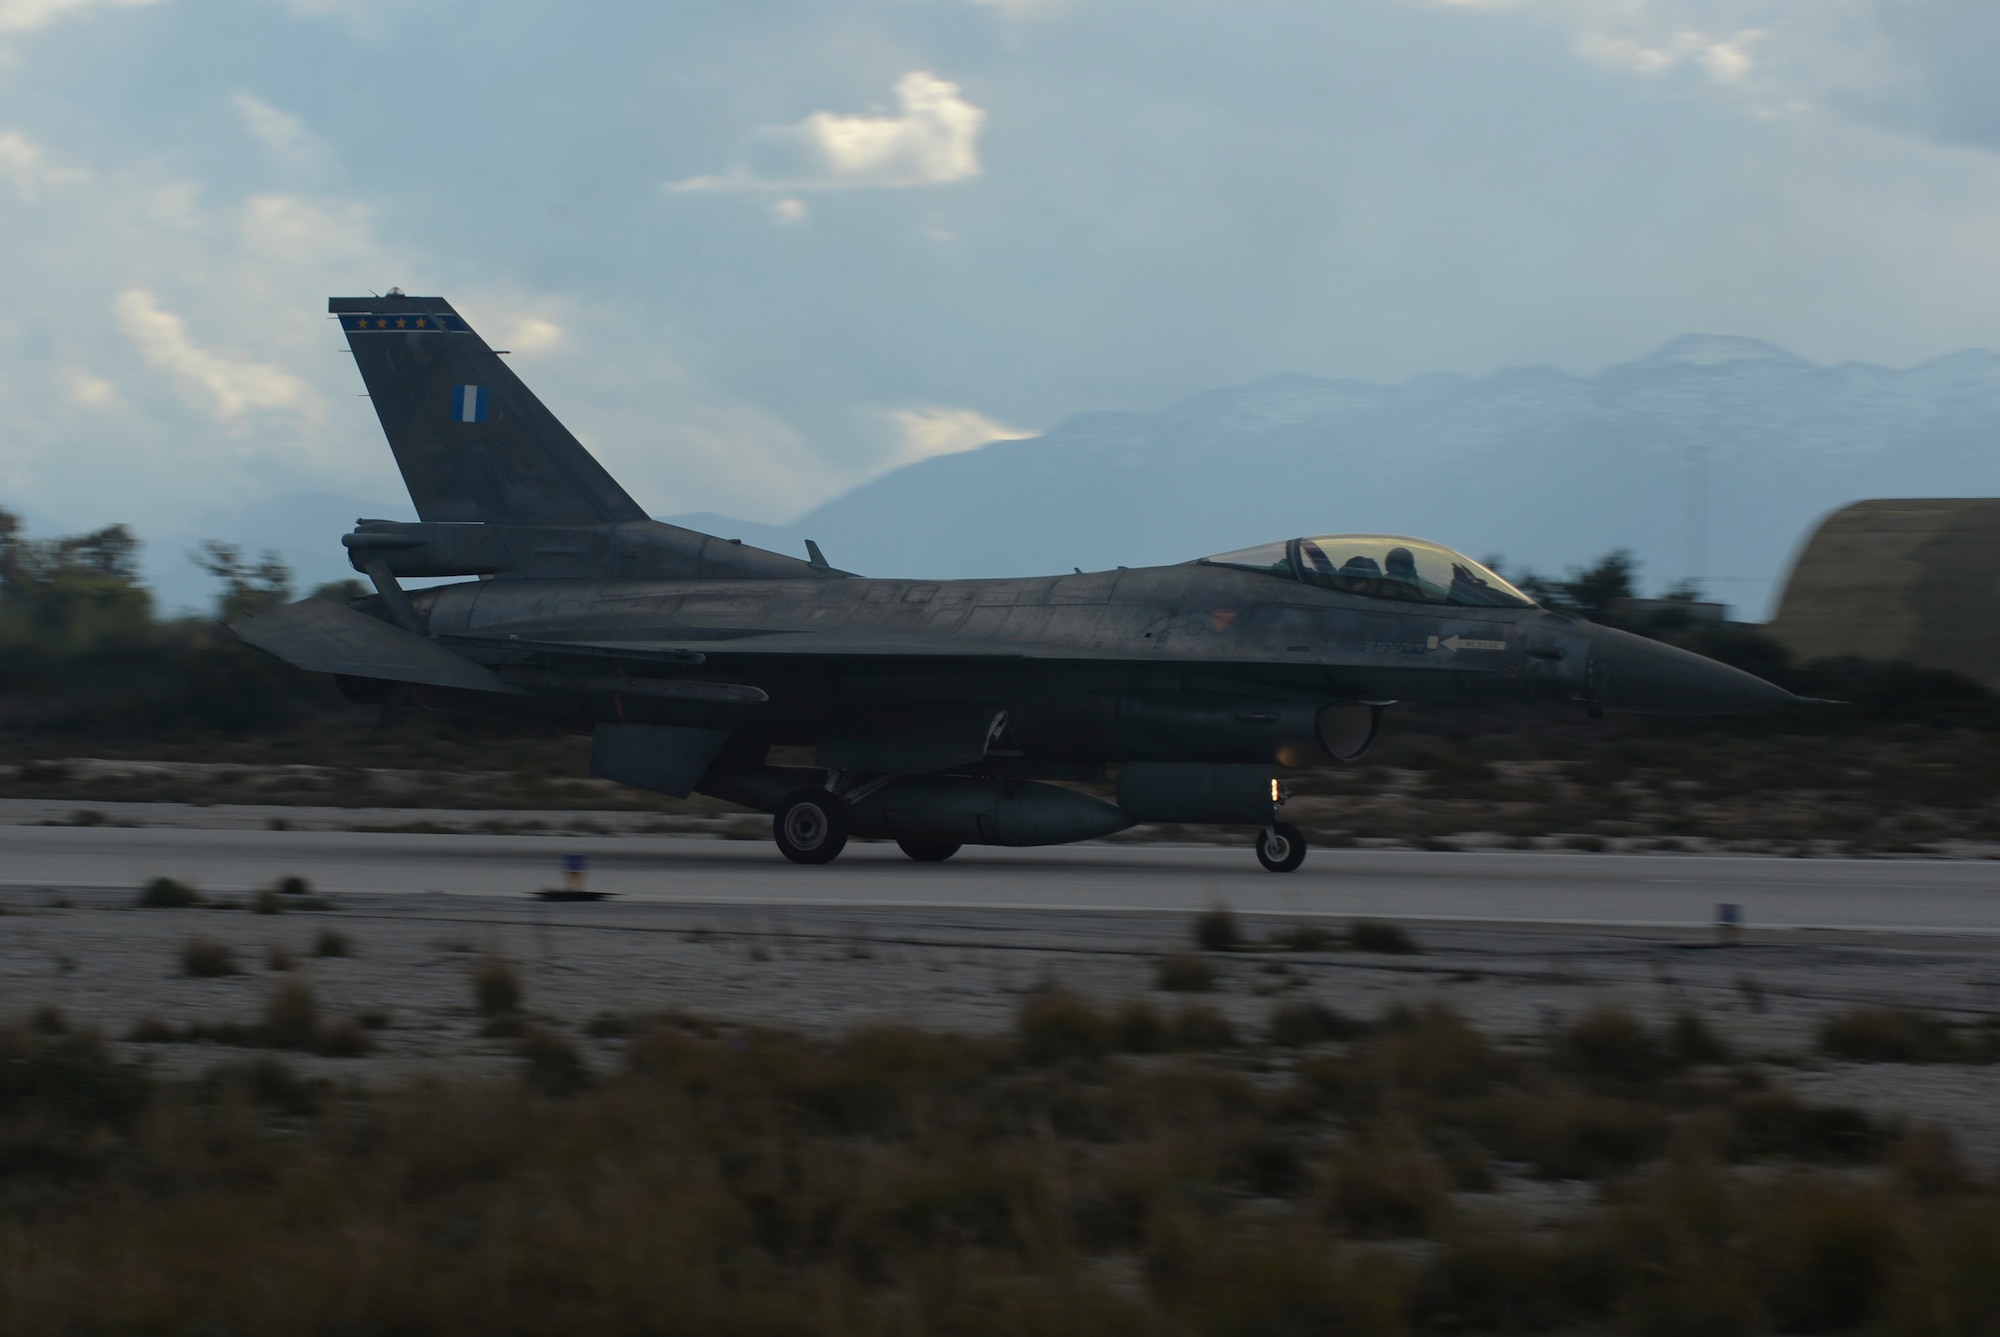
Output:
top-left (0, 997), bottom-right (1991, 1334)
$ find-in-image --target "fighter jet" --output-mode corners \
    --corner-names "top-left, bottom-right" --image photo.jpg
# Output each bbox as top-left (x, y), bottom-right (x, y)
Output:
top-left (234, 294), bottom-right (1803, 871)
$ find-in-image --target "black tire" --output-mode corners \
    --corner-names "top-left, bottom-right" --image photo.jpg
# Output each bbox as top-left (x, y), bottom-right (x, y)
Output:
top-left (774, 788), bottom-right (849, 865)
top-left (897, 838), bottom-right (961, 863)
top-left (1256, 822), bottom-right (1307, 873)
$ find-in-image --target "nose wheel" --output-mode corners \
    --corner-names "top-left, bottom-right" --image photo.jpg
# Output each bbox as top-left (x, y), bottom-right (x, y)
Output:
top-left (1256, 823), bottom-right (1306, 873)
top-left (774, 788), bottom-right (850, 864)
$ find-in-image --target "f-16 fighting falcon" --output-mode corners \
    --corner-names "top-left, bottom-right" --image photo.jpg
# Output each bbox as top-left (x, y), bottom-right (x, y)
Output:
top-left (234, 293), bottom-right (1804, 871)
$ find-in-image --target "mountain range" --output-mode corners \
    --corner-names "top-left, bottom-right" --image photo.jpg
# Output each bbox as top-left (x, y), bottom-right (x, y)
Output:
top-left (137, 335), bottom-right (2000, 621)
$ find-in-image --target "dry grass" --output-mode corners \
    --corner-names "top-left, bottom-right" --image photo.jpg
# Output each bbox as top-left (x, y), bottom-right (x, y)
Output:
top-left (178, 936), bottom-right (237, 978)
top-left (1156, 951), bottom-right (1218, 993)
top-left (1272, 923), bottom-right (1342, 952)
top-left (472, 953), bottom-right (523, 1018)
top-left (135, 876), bottom-right (200, 908)
top-left (1193, 904), bottom-right (1242, 952)
top-left (4, 994), bottom-right (1994, 1334)
top-left (1269, 999), bottom-right (1363, 1047)
top-left (1818, 1005), bottom-right (1981, 1064)
top-left (1349, 919), bottom-right (1422, 955)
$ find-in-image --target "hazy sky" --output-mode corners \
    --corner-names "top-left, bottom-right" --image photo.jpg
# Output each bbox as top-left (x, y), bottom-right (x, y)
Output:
top-left (2, 0), bottom-right (1999, 538)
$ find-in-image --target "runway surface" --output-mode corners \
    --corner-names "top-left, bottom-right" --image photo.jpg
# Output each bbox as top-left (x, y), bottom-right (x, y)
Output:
top-left (2, 824), bottom-right (1995, 934)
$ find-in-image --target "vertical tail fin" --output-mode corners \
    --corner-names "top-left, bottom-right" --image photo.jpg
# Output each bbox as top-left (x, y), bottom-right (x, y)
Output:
top-left (330, 294), bottom-right (647, 526)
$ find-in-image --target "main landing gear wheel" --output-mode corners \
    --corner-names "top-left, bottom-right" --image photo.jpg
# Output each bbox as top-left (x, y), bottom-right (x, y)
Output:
top-left (897, 838), bottom-right (962, 863)
top-left (774, 788), bottom-right (849, 865)
top-left (1256, 823), bottom-right (1307, 873)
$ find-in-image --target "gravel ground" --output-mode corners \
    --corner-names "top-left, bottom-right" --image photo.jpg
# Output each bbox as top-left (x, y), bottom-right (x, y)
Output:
top-left (8, 879), bottom-right (2000, 1163)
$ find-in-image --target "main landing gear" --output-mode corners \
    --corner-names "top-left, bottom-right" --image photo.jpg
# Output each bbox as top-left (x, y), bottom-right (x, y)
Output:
top-left (1256, 823), bottom-right (1307, 873)
top-left (774, 788), bottom-right (849, 864)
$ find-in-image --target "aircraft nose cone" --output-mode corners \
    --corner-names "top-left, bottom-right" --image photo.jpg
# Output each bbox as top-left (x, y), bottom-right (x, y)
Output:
top-left (1588, 625), bottom-right (1797, 715)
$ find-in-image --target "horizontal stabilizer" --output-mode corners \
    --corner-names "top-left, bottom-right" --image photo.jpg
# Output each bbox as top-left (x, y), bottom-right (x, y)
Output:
top-left (232, 598), bottom-right (527, 695)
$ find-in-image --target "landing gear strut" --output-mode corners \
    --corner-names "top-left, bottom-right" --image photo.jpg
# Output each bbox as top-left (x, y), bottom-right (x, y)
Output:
top-left (774, 787), bottom-right (849, 864)
top-left (1256, 823), bottom-right (1306, 873)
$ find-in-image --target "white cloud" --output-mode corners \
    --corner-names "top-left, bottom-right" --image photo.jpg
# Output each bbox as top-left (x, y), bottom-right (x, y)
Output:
top-left (887, 405), bottom-right (1032, 465)
top-left (114, 287), bottom-right (320, 423)
top-left (0, 0), bottom-right (158, 34)
top-left (496, 313), bottom-right (563, 357)
top-left (1577, 24), bottom-right (1761, 83)
top-left (672, 72), bottom-right (986, 192)
top-left (0, 130), bottom-right (84, 199)
top-left (61, 367), bottom-right (113, 405)
top-left (231, 92), bottom-right (327, 173)
top-left (237, 192), bottom-right (374, 266)
top-left (1425, 1), bottom-right (1766, 87)
top-left (968, 0), bottom-right (1068, 14)
top-left (771, 197), bottom-right (808, 224)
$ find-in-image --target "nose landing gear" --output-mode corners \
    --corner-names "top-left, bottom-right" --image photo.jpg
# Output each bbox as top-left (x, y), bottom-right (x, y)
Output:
top-left (1256, 822), bottom-right (1307, 873)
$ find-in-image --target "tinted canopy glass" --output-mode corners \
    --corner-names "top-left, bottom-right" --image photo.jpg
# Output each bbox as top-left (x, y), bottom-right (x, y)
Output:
top-left (1200, 535), bottom-right (1533, 608)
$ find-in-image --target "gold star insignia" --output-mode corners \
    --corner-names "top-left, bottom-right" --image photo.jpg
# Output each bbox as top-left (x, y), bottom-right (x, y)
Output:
top-left (415, 317), bottom-right (427, 327)
top-left (395, 317), bottom-right (406, 328)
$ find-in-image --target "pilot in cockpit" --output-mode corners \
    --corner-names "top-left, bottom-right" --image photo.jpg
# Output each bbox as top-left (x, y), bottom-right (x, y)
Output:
top-left (1383, 546), bottom-right (1420, 588)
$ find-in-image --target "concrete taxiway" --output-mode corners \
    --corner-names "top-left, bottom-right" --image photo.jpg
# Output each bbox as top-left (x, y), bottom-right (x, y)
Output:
top-left (2, 824), bottom-right (1994, 935)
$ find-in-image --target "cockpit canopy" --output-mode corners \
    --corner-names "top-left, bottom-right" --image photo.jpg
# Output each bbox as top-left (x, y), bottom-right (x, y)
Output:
top-left (1197, 535), bottom-right (1533, 609)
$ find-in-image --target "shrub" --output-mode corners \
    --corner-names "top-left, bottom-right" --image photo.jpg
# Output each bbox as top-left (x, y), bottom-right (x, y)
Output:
top-left (1016, 989), bottom-right (1111, 1064)
top-left (260, 978), bottom-right (321, 1051)
top-left (266, 944), bottom-right (296, 971)
top-left (312, 928), bottom-right (352, 959)
top-left (1730, 1090), bottom-right (1891, 1164)
top-left (199, 1057), bottom-right (321, 1117)
top-left (1476, 1090), bottom-right (1671, 1179)
top-left (1325, 1127), bottom-right (1452, 1237)
top-left (1378, 1001), bottom-right (1497, 1098)
top-left (520, 1025), bottom-right (594, 1096)
top-left (1193, 904), bottom-right (1242, 952)
top-left (28, 1005), bottom-right (68, 1035)
top-left (315, 1017), bottom-right (373, 1058)
top-left (126, 1016), bottom-right (177, 1044)
top-left (1157, 952), bottom-right (1218, 993)
top-left (1269, 999), bottom-right (1360, 1047)
top-left (0, 1023), bottom-right (151, 1133)
top-left (473, 954), bottom-right (522, 1016)
top-left (276, 875), bottom-right (310, 896)
top-left (1272, 923), bottom-right (1340, 952)
top-left (251, 887), bottom-right (282, 916)
top-left (1169, 1002), bottom-right (1238, 1051)
top-left (1555, 1005), bottom-right (1670, 1083)
top-left (1818, 1006), bottom-right (1962, 1064)
top-left (1667, 1008), bottom-right (1732, 1065)
top-left (136, 876), bottom-right (200, 908)
top-left (179, 937), bottom-right (238, 978)
top-left (1350, 920), bottom-right (1421, 955)
top-left (1892, 1123), bottom-right (1968, 1196)
top-left (1112, 998), bottom-right (1168, 1053)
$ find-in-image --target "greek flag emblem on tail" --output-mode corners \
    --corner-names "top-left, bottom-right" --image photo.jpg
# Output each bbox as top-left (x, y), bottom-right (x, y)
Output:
top-left (450, 385), bottom-right (488, 423)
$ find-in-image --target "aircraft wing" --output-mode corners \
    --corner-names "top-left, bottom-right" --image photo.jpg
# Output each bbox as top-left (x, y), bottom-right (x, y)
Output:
top-left (233, 598), bottom-right (528, 694)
